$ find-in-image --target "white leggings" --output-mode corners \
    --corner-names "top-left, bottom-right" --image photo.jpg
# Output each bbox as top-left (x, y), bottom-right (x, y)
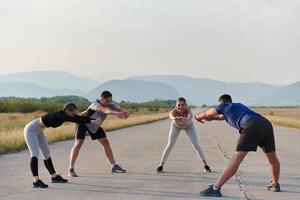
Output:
top-left (24, 119), bottom-right (50, 159)
top-left (160, 121), bottom-right (206, 165)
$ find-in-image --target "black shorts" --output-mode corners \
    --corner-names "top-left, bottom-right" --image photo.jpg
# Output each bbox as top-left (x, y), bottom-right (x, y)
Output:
top-left (75, 124), bottom-right (106, 140)
top-left (236, 117), bottom-right (276, 153)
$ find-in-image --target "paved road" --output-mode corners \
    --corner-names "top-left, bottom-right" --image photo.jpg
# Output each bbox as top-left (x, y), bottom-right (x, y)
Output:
top-left (0, 119), bottom-right (299, 200)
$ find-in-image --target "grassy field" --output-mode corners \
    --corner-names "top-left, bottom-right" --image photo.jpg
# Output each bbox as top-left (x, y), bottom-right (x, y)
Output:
top-left (0, 109), bottom-right (169, 154)
top-left (254, 108), bottom-right (300, 130)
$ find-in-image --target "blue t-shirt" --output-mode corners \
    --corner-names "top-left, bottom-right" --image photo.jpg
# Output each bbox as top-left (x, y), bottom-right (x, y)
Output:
top-left (215, 103), bottom-right (263, 131)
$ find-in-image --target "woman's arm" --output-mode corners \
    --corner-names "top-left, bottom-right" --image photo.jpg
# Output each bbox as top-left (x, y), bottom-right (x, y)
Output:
top-left (61, 113), bottom-right (92, 124)
top-left (187, 111), bottom-right (193, 120)
top-left (169, 109), bottom-right (177, 120)
top-left (62, 113), bottom-right (103, 126)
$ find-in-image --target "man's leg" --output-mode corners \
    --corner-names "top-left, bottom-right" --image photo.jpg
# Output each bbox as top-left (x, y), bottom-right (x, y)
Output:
top-left (214, 151), bottom-right (248, 188)
top-left (68, 124), bottom-right (87, 176)
top-left (92, 127), bottom-right (125, 172)
top-left (200, 151), bottom-right (248, 197)
top-left (265, 151), bottom-right (280, 184)
top-left (98, 138), bottom-right (115, 165)
top-left (69, 139), bottom-right (85, 168)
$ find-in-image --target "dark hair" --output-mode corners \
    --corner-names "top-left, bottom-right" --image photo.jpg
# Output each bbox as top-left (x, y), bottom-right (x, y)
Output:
top-left (101, 91), bottom-right (112, 98)
top-left (62, 102), bottom-right (77, 112)
top-left (177, 97), bottom-right (187, 105)
top-left (218, 94), bottom-right (232, 103)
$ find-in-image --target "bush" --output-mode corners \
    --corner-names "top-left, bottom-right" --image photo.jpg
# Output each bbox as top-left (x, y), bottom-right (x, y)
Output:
top-left (0, 96), bottom-right (90, 113)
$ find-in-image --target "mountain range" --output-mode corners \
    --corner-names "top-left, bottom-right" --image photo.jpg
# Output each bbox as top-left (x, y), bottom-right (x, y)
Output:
top-left (0, 71), bottom-right (299, 106)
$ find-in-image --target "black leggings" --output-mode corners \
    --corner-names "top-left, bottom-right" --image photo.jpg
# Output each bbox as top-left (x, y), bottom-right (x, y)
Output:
top-left (30, 157), bottom-right (56, 177)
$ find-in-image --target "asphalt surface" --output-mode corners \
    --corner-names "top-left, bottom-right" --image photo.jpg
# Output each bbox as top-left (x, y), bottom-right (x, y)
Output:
top-left (0, 118), bottom-right (299, 200)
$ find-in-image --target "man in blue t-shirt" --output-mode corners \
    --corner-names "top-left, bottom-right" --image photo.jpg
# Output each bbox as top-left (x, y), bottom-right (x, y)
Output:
top-left (195, 94), bottom-right (281, 197)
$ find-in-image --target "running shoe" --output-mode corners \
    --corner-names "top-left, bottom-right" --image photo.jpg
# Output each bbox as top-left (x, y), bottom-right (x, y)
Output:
top-left (68, 168), bottom-right (78, 177)
top-left (156, 165), bottom-right (163, 173)
top-left (267, 181), bottom-right (281, 192)
top-left (51, 174), bottom-right (68, 183)
top-left (200, 185), bottom-right (222, 197)
top-left (111, 164), bottom-right (126, 173)
top-left (204, 165), bottom-right (212, 173)
top-left (32, 180), bottom-right (48, 188)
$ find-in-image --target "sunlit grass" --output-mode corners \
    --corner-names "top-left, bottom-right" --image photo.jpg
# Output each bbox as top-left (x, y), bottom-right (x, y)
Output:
top-left (0, 110), bottom-right (168, 154)
top-left (254, 108), bottom-right (300, 130)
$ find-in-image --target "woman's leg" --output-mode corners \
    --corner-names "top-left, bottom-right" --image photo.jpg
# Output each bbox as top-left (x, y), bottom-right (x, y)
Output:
top-left (24, 126), bottom-right (40, 182)
top-left (69, 139), bottom-right (84, 168)
top-left (38, 132), bottom-right (57, 178)
top-left (159, 123), bottom-right (181, 166)
top-left (185, 122), bottom-right (207, 165)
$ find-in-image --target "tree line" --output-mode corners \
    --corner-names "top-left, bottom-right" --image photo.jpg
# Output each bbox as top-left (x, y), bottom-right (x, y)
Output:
top-left (0, 96), bottom-right (177, 113)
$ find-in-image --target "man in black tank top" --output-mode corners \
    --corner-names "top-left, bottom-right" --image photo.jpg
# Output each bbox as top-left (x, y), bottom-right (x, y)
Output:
top-left (68, 91), bottom-right (129, 176)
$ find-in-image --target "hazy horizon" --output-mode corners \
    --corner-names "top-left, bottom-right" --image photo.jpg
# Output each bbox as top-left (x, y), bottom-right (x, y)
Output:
top-left (1, 0), bottom-right (299, 85)
top-left (0, 69), bottom-right (291, 86)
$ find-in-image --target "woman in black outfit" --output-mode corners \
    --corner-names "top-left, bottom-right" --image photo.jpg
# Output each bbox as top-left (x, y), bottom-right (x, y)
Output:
top-left (23, 103), bottom-right (101, 188)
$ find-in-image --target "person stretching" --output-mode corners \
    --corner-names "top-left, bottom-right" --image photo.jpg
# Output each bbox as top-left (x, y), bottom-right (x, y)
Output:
top-left (156, 97), bottom-right (211, 173)
top-left (196, 94), bottom-right (281, 197)
top-left (24, 103), bottom-right (101, 188)
top-left (68, 91), bottom-right (129, 177)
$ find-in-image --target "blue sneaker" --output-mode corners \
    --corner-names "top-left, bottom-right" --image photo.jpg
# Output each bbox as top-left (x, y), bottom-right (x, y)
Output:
top-left (200, 185), bottom-right (222, 197)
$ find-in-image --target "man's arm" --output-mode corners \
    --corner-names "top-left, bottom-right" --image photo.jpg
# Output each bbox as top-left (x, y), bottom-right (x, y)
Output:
top-left (115, 106), bottom-right (128, 113)
top-left (206, 114), bottom-right (225, 121)
top-left (195, 108), bottom-right (224, 122)
top-left (95, 106), bottom-right (122, 116)
top-left (113, 103), bottom-right (129, 119)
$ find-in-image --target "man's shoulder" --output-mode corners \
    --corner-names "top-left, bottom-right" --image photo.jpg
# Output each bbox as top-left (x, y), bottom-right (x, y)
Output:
top-left (90, 101), bottom-right (102, 108)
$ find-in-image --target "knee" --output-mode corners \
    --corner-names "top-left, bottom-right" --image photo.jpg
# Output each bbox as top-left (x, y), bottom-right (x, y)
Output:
top-left (191, 141), bottom-right (199, 148)
top-left (42, 150), bottom-right (50, 160)
top-left (166, 141), bottom-right (175, 149)
top-left (269, 156), bottom-right (280, 166)
top-left (30, 149), bottom-right (40, 158)
top-left (267, 152), bottom-right (280, 165)
top-left (74, 140), bottom-right (84, 148)
top-left (100, 138), bottom-right (110, 147)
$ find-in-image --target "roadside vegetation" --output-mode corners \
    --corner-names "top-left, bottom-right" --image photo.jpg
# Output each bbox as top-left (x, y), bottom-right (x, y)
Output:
top-left (0, 97), bottom-right (175, 154)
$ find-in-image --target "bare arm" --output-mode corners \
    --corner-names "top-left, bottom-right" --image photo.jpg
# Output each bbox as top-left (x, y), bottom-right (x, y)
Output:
top-left (195, 108), bottom-right (224, 123)
top-left (208, 114), bottom-right (224, 121)
top-left (179, 111), bottom-right (193, 122)
top-left (115, 106), bottom-right (128, 113)
top-left (187, 111), bottom-right (193, 120)
top-left (95, 106), bottom-right (122, 116)
top-left (169, 109), bottom-right (177, 120)
top-left (114, 104), bottom-right (130, 119)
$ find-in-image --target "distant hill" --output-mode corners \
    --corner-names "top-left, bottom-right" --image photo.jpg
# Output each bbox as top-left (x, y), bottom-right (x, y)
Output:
top-left (0, 71), bottom-right (98, 91)
top-left (130, 75), bottom-right (279, 105)
top-left (254, 81), bottom-right (300, 106)
top-left (86, 79), bottom-right (180, 102)
top-left (0, 82), bottom-right (84, 98)
top-left (0, 72), bottom-right (299, 106)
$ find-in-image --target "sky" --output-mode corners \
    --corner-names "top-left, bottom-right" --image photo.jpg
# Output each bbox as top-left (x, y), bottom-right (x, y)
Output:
top-left (0, 0), bottom-right (299, 84)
